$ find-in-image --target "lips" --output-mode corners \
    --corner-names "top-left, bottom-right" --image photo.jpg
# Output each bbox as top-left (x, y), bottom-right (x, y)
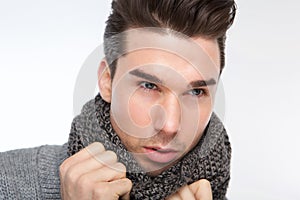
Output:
top-left (143, 146), bottom-right (179, 163)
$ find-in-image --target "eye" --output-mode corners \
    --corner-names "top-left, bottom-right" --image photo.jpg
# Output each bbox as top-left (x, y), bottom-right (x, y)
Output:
top-left (140, 82), bottom-right (158, 90)
top-left (187, 88), bottom-right (207, 97)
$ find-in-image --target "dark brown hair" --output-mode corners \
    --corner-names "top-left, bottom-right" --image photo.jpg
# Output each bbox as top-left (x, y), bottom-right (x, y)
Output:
top-left (104, 0), bottom-right (236, 78)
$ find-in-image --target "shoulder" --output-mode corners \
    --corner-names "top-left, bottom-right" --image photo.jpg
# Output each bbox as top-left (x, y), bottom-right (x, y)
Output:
top-left (0, 144), bottom-right (68, 199)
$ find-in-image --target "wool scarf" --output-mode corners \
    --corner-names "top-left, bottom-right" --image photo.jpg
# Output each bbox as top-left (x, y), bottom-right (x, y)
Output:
top-left (68, 94), bottom-right (231, 200)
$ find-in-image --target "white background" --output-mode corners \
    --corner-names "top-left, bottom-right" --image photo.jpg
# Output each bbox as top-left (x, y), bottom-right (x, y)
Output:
top-left (0, 0), bottom-right (299, 199)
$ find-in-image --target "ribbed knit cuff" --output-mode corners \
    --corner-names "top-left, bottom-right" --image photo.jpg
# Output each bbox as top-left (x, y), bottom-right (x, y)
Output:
top-left (37, 143), bottom-right (69, 199)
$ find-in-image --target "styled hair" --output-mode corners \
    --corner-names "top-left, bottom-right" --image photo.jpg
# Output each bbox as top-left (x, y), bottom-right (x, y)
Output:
top-left (104, 0), bottom-right (236, 78)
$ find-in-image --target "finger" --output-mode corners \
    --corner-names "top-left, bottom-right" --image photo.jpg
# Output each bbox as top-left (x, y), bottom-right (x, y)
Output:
top-left (177, 185), bottom-right (196, 200)
top-left (165, 192), bottom-right (182, 200)
top-left (78, 162), bottom-right (126, 183)
top-left (109, 178), bottom-right (132, 200)
top-left (93, 178), bottom-right (132, 200)
top-left (65, 150), bottom-right (118, 181)
top-left (189, 179), bottom-right (212, 200)
top-left (62, 142), bottom-right (105, 169)
top-left (120, 191), bottom-right (130, 200)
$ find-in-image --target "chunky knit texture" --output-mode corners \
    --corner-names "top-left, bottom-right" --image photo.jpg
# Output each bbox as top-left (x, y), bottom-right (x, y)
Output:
top-left (68, 94), bottom-right (231, 200)
top-left (0, 94), bottom-right (231, 199)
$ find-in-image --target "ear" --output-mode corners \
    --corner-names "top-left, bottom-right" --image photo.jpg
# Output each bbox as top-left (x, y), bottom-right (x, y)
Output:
top-left (98, 59), bottom-right (112, 103)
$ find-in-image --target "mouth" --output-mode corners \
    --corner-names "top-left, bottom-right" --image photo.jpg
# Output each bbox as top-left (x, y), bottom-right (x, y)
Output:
top-left (143, 146), bottom-right (180, 163)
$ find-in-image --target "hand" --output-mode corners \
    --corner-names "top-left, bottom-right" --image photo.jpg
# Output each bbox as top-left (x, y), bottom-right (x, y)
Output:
top-left (166, 179), bottom-right (212, 200)
top-left (59, 142), bottom-right (132, 200)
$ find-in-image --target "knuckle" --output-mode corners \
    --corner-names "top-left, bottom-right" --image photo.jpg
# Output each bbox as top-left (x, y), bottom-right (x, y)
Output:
top-left (77, 174), bottom-right (92, 189)
top-left (86, 142), bottom-right (105, 155)
top-left (92, 142), bottom-right (105, 149)
top-left (59, 163), bottom-right (67, 175)
top-left (200, 179), bottom-right (211, 186)
top-left (93, 150), bottom-right (118, 166)
top-left (195, 179), bottom-right (212, 192)
top-left (93, 184), bottom-right (109, 198)
top-left (59, 159), bottom-right (71, 175)
top-left (64, 167), bottom-right (79, 184)
top-left (76, 175), bottom-right (93, 194)
top-left (124, 178), bottom-right (133, 189)
top-left (105, 150), bottom-right (118, 161)
top-left (114, 162), bottom-right (126, 173)
top-left (100, 150), bottom-right (118, 165)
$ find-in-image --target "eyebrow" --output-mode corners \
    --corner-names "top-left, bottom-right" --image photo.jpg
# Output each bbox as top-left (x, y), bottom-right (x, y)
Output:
top-left (129, 69), bottom-right (163, 84)
top-left (189, 78), bottom-right (217, 88)
top-left (129, 69), bottom-right (216, 87)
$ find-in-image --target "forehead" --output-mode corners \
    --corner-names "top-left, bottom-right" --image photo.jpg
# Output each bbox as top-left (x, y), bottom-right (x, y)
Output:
top-left (114, 28), bottom-right (220, 82)
top-left (118, 50), bottom-right (205, 82)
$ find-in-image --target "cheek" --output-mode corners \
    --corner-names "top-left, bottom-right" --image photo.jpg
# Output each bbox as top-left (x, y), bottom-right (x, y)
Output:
top-left (128, 94), bottom-right (153, 127)
top-left (195, 100), bottom-right (213, 137)
top-left (198, 101), bottom-right (213, 125)
top-left (179, 99), bottom-right (213, 147)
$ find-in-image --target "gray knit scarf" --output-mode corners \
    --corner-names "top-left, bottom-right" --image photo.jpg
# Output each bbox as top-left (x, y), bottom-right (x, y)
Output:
top-left (68, 94), bottom-right (231, 200)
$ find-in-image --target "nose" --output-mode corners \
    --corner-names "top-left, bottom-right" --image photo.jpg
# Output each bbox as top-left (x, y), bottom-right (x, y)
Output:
top-left (153, 93), bottom-right (181, 135)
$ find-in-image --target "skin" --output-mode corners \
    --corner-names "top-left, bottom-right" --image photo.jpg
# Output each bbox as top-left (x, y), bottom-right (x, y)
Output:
top-left (59, 35), bottom-right (219, 199)
top-left (166, 179), bottom-right (213, 200)
top-left (101, 35), bottom-right (220, 175)
top-left (59, 142), bottom-right (132, 200)
top-left (59, 143), bottom-right (212, 200)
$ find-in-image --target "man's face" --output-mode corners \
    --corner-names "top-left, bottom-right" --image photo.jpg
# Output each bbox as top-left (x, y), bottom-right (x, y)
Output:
top-left (103, 30), bottom-right (220, 175)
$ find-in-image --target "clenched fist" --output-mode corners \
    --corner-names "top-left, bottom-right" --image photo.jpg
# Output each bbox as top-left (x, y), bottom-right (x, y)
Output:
top-left (59, 142), bottom-right (132, 200)
top-left (166, 179), bottom-right (212, 200)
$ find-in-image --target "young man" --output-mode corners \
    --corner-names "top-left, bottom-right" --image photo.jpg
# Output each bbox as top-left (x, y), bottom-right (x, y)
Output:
top-left (0, 0), bottom-right (236, 199)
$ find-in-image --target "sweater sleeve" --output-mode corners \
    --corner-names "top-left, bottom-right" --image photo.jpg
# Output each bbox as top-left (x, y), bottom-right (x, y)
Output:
top-left (0, 144), bottom-right (68, 200)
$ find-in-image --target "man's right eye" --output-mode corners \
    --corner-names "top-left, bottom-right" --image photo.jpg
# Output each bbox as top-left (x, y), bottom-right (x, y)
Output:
top-left (139, 82), bottom-right (158, 91)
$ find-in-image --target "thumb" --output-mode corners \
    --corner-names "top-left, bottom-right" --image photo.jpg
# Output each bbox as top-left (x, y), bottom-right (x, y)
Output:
top-left (189, 179), bottom-right (212, 200)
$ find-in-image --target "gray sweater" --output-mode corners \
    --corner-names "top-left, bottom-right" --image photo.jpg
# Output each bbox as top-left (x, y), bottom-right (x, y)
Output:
top-left (0, 95), bottom-right (231, 199)
top-left (0, 144), bottom-right (68, 199)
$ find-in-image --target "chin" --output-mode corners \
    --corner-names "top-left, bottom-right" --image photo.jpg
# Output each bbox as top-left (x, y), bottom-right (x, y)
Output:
top-left (139, 156), bottom-right (182, 176)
